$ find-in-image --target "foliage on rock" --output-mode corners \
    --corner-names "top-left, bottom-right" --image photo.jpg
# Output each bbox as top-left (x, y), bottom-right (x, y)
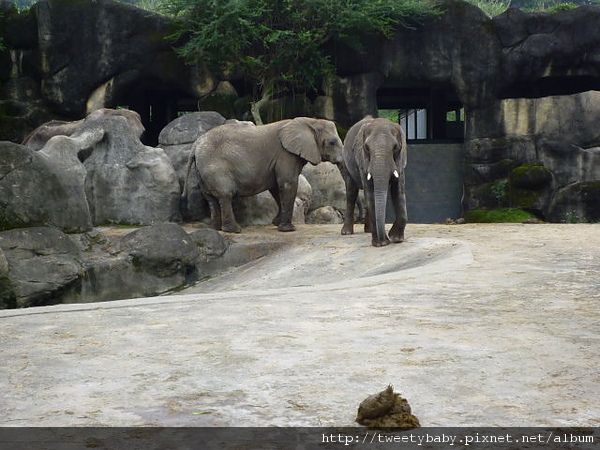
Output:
top-left (163, 0), bottom-right (439, 121)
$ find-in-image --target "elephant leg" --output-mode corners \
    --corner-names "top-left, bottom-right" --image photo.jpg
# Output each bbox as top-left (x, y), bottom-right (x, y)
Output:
top-left (205, 193), bottom-right (222, 231)
top-left (363, 204), bottom-right (372, 234)
top-left (341, 181), bottom-right (359, 235)
top-left (389, 177), bottom-right (407, 243)
top-left (269, 187), bottom-right (282, 226)
top-left (218, 194), bottom-right (242, 233)
top-left (276, 178), bottom-right (298, 232)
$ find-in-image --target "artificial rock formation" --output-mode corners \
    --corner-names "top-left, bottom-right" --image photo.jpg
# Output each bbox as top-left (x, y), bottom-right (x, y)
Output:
top-left (0, 227), bottom-right (85, 308)
top-left (465, 91), bottom-right (600, 222)
top-left (0, 139), bottom-right (93, 232)
top-left (3, 0), bottom-right (600, 225)
top-left (1, 108), bottom-right (181, 231)
top-left (80, 109), bottom-right (181, 225)
top-left (0, 223), bottom-right (237, 308)
top-left (4, 0), bottom-right (600, 130)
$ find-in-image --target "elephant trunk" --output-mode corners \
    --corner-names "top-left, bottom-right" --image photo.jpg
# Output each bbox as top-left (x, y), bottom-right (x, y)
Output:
top-left (369, 160), bottom-right (396, 245)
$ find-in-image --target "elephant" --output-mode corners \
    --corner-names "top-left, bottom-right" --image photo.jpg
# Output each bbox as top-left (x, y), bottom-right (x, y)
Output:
top-left (340, 116), bottom-right (408, 247)
top-left (184, 117), bottom-right (343, 233)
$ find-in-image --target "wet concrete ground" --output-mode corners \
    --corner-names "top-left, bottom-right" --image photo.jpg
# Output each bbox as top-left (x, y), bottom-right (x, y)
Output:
top-left (0, 223), bottom-right (598, 427)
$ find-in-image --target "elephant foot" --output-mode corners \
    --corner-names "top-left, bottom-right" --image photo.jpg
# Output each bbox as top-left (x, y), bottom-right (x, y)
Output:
top-left (372, 237), bottom-right (390, 247)
top-left (389, 223), bottom-right (406, 243)
top-left (222, 222), bottom-right (242, 233)
top-left (277, 223), bottom-right (296, 232)
top-left (341, 224), bottom-right (354, 235)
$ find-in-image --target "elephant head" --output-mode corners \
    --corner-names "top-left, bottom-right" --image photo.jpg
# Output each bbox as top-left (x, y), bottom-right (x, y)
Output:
top-left (342, 117), bottom-right (408, 247)
top-left (279, 117), bottom-right (343, 166)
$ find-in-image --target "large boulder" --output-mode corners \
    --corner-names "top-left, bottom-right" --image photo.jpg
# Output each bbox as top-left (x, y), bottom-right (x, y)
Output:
top-left (118, 223), bottom-right (200, 278)
top-left (0, 140), bottom-right (92, 232)
top-left (80, 109), bottom-right (181, 225)
top-left (0, 108), bottom-right (182, 231)
top-left (302, 162), bottom-right (346, 215)
top-left (117, 223), bottom-right (200, 296)
top-left (306, 206), bottom-right (344, 225)
top-left (74, 224), bottom-right (230, 303)
top-left (0, 227), bottom-right (84, 308)
top-left (188, 228), bottom-right (229, 262)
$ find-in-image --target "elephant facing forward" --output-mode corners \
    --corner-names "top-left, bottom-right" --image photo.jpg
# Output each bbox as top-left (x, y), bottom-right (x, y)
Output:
top-left (184, 117), bottom-right (343, 233)
top-left (341, 117), bottom-right (408, 247)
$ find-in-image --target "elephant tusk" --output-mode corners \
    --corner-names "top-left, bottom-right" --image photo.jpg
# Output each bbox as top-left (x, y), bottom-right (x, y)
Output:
top-left (367, 173), bottom-right (372, 181)
top-left (393, 170), bottom-right (400, 178)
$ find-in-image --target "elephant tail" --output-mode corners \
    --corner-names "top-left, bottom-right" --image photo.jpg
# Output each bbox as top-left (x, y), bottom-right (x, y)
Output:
top-left (182, 150), bottom-right (197, 204)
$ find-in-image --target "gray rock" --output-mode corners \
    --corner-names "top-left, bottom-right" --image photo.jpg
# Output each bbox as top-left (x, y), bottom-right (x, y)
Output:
top-left (118, 223), bottom-right (200, 279)
top-left (302, 162), bottom-right (346, 214)
top-left (22, 119), bottom-right (84, 151)
top-left (465, 91), bottom-right (600, 221)
top-left (0, 248), bottom-right (16, 309)
top-left (0, 140), bottom-right (92, 233)
top-left (158, 111), bottom-right (227, 147)
top-left (80, 109), bottom-right (181, 225)
top-left (307, 206), bottom-right (344, 225)
top-left (548, 181), bottom-right (600, 223)
top-left (188, 228), bottom-right (229, 260)
top-left (31, 0), bottom-right (195, 116)
top-left (0, 227), bottom-right (84, 308)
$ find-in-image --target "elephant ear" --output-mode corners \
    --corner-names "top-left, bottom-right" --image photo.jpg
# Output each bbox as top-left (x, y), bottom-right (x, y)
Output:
top-left (352, 118), bottom-right (374, 165)
top-left (394, 122), bottom-right (408, 169)
top-left (279, 118), bottom-right (321, 165)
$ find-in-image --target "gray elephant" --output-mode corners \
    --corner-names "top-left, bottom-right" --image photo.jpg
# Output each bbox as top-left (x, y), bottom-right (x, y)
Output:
top-left (184, 117), bottom-right (343, 233)
top-left (341, 116), bottom-right (408, 247)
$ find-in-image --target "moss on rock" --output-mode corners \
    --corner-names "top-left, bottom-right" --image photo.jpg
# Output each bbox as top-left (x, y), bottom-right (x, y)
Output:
top-left (510, 163), bottom-right (553, 189)
top-left (465, 208), bottom-right (538, 223)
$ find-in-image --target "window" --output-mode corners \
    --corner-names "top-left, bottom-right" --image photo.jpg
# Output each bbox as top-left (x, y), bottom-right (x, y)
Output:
top-left (399, 109), bottom-right (427, 140)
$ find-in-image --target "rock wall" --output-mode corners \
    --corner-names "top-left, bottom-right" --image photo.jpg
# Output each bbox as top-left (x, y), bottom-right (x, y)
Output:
top-left (4, 0), bottom-right (600, 129)
top-left (2, 0), bottom-right (600, 230)
top-left (465, 91), bottom-right (600, 222)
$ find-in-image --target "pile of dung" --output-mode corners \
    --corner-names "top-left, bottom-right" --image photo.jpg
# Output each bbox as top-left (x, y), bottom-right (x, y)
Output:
top-left (356, 385), bottom-right (420, 428)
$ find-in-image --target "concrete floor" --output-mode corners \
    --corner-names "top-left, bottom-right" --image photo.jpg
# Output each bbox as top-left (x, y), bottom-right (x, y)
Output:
top-left (0, 223), bottom-right (598, 427)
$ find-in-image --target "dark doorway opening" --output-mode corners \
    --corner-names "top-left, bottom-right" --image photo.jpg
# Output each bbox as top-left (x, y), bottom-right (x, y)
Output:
top-left (114, 79), bottom-right (199, 146)
top-left (377, 84), bottom-right (464, 143)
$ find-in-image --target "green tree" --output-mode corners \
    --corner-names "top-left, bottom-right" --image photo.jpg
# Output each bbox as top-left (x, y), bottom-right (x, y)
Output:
top-left (163, 0), bottom-right (439, 123)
